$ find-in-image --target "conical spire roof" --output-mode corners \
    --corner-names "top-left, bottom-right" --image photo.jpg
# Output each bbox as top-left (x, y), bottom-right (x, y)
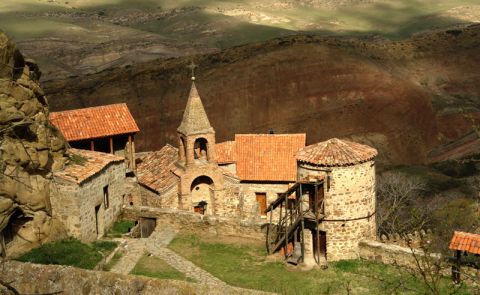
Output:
top-left (296, 138), bottom-right (377, 167)
top-left (177, 81), bottom-right (214, 135)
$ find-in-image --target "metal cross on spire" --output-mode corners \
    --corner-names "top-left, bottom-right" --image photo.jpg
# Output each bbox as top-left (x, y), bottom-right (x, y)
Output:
top-left (187, 61), bottom-right (198, 81)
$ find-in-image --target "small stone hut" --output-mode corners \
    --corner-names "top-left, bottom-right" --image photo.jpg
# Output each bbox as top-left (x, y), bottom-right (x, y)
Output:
top-left (50, 148), bottom-right (125, 242)
top-left (296, 138), bottom-right (378, 261)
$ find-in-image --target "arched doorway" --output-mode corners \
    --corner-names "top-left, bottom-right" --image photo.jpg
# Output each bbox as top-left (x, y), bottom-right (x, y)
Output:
top-left (190, 175), bottom-right (214, 215)
top-left (194, 138), bottom-right (208, 161)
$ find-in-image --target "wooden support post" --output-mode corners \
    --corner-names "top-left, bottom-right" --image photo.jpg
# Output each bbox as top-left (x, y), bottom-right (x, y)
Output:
top-left (109, 137), bottom-right (114, 154)
top-left (315, 184), bottom-right (320, 264)
top-left (452, 250), bottom-right (461, 283)
top-left (128, 134), bottom-right (136, 170)
top-left (284, 192), bottom-right (289, 258)
top-left (90, 140), bottom-right (95, 151)
top-left (299, 184), bottom-right (305, 263)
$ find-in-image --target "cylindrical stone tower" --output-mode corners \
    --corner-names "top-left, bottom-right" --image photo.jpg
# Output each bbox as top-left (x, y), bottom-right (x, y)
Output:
top-left (296, 138), bottom-right (377, 261)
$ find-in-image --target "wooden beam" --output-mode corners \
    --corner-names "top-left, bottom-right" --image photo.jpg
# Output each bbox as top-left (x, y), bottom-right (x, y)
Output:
top-left (109, 137), bottom-right (114, 154)
top-left (90, 140), bottom-right (94, 151)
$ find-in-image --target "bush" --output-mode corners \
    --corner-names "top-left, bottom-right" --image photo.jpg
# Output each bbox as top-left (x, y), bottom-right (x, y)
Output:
top-left (107, 220), bottom-right (135, 237)
top-left (16, 238), bottom-right (115, 269)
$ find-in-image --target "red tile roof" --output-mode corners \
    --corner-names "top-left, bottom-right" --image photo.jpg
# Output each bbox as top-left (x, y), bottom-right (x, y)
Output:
top-left (137, 144), bottom-right (179, 193)
top-left (235, 134), bottom-right (306, 182)
top-left (449, 231), bottom-right (480, 255)
top-left (54, 148), bottom-right (124, 184)
top-left (296, 138), bottom-right (377, 167)
top-left (49, 103), bottom-right (139, 141)
top-left (216, 141), bottom-right (236, 164)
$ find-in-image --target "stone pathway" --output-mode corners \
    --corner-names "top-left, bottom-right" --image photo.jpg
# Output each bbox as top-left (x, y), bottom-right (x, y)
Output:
top-left (145, 228), bottom-right (227, 285)
top-left (110, 238), bottom-right (146, 274)
top-left (109, 227), bottom-right (226, 286)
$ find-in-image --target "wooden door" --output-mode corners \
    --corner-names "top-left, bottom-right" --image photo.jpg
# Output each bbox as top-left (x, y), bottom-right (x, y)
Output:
top-left (140, 217), bottom-right (156, 238)
top-left (312, 231), bottom-right (327, 259)
top-left (256, 193), bottom-right (267, 216)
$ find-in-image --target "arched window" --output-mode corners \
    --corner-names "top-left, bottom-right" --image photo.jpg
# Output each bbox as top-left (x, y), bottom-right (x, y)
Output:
top-left (194, 138), bottom-right (208, 160)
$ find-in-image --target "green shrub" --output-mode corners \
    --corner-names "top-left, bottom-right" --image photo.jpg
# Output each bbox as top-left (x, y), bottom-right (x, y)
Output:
top-left (92, 240), bottom-right (118, 254)
top-left (17, 238), bottom-right (103, 269)
top-left (107, 220), bottom-right (135, 237)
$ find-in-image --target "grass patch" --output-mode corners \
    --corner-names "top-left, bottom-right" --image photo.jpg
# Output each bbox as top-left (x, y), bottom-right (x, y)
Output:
top-left (168, 233), bottom-right (472, 294)
top-left (106, 220), bottom-right (135, 238)
top-left (131, 254), bottom-right (189, 281)
top-left (16, 238), bottom-right (118, 270)
top-left (92, 240), bottom-right (118, 254)
top-left (103, 252), bottom-right (122, 271)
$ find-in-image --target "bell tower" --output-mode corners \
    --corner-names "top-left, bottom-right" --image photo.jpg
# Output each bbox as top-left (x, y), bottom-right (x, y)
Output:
top-left (175, 64), bottom-right (224, 215)
top-left (176, 80), bottom-right (217, 168)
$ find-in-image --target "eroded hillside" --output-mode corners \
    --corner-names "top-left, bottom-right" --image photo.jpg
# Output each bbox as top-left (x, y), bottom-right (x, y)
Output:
top-left (42, 25), bottom-right (480, 165)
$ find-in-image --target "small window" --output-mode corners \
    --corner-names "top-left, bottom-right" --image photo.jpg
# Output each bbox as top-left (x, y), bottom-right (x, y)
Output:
top-left (103, 185), bottom-right (109, 209)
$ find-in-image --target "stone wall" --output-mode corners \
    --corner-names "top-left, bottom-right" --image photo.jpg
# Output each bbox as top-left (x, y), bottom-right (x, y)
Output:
top-left (121, 206), bottom-right (264, 240)
top-left (298, 160), bottom-right (376, 261)
top-left (239, 182), bottom-right (290, 222)
top-left (359, 239), bottom-right (440, 269)
top-left (51, 161), bottom-right (125, 242)
top-left (128, 175), bottom-right (289, 223)
top-left (0, 260), bottom-right (267, 295)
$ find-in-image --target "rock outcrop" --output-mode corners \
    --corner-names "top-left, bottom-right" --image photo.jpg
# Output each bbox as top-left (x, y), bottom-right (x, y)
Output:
top-left (0, 31), bottom-right (69, 257)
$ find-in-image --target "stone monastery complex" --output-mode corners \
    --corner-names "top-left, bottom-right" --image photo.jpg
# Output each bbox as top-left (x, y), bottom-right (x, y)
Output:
top-left (47, 78), bottom-right (379, 267)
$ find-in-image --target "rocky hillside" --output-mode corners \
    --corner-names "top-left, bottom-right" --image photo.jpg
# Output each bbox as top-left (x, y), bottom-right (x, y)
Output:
top-left (0, 31), bottom-right (68, 257)
top-left (43, 24), bottom-right (480, 165)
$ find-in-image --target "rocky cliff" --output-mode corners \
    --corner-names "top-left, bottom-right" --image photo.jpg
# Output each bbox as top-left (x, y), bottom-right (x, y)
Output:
top-left (0, 31), bottom-right (68, 257)
top-left (43, 24), bottom-right (480, 165)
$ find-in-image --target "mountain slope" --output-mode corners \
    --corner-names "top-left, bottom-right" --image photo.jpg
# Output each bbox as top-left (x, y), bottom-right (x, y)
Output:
top-left (42, 25), bottom-right (480, 164)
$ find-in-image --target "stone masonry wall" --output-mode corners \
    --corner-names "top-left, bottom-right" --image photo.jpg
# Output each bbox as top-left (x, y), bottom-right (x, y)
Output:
top-left (0, 260), bottom-right (267, 295)
top-left (239, 182), bottom-right (290, 222)
top-left (121, 206), bottom-right (264, 240)
top-left (51, 161), bottom-right (125, 242)
top-left (50, 180), bottom-right (81, 238)
top-left (298, 160), bottom-right (376, 261)
top-left (359, 239), bottom-right (440, 269)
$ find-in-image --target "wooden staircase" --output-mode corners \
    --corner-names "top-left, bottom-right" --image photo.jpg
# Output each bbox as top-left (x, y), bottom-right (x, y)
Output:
top-left (265, 180), bottom-right (325, 264)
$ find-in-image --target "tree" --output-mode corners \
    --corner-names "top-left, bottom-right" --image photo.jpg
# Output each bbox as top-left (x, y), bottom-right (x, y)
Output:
top-left (376, 171), bottom-right (428, 235)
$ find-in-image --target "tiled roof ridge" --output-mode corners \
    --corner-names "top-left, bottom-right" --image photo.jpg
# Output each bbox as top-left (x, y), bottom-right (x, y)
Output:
top-left (136, 144), bottom-right (180, 193)
top-left (449, 231), bottom-right (480, 255)
top-left (296, 137), bottom-right (377, 167)
top-left (49, 103), bottom-right (139, 141)
top-left (234, 133), bottom-right (306, 182)
top-left (235, 133), bottom-right (306, 137)
top-left (55, 148), bottom-right (124, 184)
top-left (51, 103), bottom-right (128, 114)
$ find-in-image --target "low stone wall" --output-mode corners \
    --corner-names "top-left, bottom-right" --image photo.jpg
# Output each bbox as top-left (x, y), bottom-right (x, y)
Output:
top-left (0, 260), bottom-right (269, 295)
top-left (359, 240), bottom-right (440, 269)
top-left (121, 206), bottom-right (265, 240)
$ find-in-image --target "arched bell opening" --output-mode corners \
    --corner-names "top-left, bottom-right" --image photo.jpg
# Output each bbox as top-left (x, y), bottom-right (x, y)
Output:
top-left (193, 138), bottom-right (208, 161)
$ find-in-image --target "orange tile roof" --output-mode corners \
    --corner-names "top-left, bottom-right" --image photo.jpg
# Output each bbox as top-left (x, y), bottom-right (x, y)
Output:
top-left (49, 103), bottom-right (139, 141)
top-left (449, 231), bottom-right (480, 254)
top-left (216, 141), bottom-right (236, 164)
top-left (296, 138), bottom-right (377, 167)
top-left (136, 144), bottom-right (179, 193)
top-left (54, 148), bottom-right (124, 184)
top-left (235, 134), bottom-right (306, 182)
